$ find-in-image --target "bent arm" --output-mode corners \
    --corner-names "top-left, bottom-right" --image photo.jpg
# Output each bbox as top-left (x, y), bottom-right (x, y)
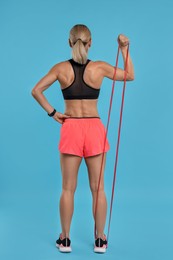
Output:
top-left (100, 45), bottom-right (135, 81)
top-left (121, 45), bottom-right (134, 80)
top-left (31, 65), bottom-right (58, 114)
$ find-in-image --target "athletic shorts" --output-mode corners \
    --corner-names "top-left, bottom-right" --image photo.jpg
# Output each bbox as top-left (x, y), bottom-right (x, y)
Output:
top-left (58, 117), bottom-right (110, 158)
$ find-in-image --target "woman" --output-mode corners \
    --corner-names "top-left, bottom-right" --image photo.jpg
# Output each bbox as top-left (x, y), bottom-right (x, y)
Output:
top-left (31, 24), bottom-right (134, 254)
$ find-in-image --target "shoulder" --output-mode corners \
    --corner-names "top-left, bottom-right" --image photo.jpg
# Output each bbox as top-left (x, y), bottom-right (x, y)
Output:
top-left (49, 60), bottom-right (70, 70)
top-left (48, 59), bottom-right (113, 77)
top-left (88, 60), bottom-right (113, 74)
top-left (48, 60), bottom-right (72, 76)
top-left (89, 60), bottom-right (112, 69)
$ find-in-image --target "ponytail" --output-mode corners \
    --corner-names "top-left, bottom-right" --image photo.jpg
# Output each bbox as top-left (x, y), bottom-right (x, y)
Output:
top-left (69, 24), bottom-right (91, 64)
top-left (72, 39), bottom-right (88, 64)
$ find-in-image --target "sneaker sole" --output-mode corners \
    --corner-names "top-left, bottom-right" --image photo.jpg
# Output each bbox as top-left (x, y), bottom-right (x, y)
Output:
top-left (94, 246), bottom-right (106, 253)
top-left (56, 243), bottom-right (72, 253)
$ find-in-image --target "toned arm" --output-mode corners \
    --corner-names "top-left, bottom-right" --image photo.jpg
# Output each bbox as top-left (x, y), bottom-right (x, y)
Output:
top-left (99, 46), bottom-right (135, 81)
top-left (31, 64), bottom-right (59, 114)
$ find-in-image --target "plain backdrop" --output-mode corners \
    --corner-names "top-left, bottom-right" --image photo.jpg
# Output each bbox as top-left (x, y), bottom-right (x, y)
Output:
top-left (0, 0), bottom-right (172, 259)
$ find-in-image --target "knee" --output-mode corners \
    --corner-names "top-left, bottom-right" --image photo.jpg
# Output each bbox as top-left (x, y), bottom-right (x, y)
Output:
top-left (90, 182), bottom-right (104, 193)
top-left (62, 185), bottom-right (76, 194)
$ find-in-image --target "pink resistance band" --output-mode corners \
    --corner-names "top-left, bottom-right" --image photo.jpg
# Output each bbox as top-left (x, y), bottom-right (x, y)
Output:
top-left (94, 42), bottom-right (130, 245)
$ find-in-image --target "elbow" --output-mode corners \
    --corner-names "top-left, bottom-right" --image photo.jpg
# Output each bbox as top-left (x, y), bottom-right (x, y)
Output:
top-left (129, 76), bottom-right (135, 81)
top-left (31, 89), bottom-right (36, 97)
top-left (126, 73), bottom-right (135, 81)
top-left (31, 88), bottom-right (40, 97)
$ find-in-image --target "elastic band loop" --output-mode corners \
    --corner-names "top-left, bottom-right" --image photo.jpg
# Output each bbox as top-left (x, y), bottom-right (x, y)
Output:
top-left (107, 43), bottom-right (129, 244)
top-left (94, 44), bottom-right (120, 240)
top-left (93, 43), bottom-right (130, 246)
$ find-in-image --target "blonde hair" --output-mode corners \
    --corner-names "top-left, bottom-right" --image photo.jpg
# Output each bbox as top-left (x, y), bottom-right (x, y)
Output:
top-left (69, 24), bottom-right (91, 64)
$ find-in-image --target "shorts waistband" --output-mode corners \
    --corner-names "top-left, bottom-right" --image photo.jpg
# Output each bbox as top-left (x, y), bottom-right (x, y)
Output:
top-left (64, 116), bottom-right (101, 119)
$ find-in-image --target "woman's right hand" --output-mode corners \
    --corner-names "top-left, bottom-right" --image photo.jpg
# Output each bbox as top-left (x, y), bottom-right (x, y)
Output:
top-left (53, 111), bottom-right (71, 124)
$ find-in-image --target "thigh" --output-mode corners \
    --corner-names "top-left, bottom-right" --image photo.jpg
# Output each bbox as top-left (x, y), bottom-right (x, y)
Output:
top-left (84, 153), bottom-right (107, 192)
top-left (83, 119), bottom-right (110, 157)
top-left (58, 120), bottom-right (84, 157)
top-left (60, 153), bottom-right (83, 192)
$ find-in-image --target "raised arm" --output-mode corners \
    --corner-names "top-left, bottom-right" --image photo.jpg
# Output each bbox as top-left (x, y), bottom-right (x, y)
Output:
top-left (99, 34), bottom-right (135, 81)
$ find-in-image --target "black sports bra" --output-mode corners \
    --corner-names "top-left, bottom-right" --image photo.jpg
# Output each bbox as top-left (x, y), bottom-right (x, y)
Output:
top-left (61, 59), bottom-right (100, 100)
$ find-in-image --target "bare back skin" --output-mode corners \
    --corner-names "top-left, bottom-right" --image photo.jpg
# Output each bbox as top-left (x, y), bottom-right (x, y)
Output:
top-left (55, 60), bottom-right (107, 117)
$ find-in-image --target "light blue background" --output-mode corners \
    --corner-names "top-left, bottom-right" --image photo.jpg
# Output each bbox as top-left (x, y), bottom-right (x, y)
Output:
top-left (0, 0), bottom-right (172, 259)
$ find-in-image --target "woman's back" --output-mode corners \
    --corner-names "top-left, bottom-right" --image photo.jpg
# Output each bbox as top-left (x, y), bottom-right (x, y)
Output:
top-left (53, 59), bottom-right (106, 117)
top-left (57, 60), bottom-right (104, 90)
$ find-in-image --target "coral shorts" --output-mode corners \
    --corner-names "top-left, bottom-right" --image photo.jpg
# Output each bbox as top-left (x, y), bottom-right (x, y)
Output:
top-left (58, 117), bottom-right (110, 158)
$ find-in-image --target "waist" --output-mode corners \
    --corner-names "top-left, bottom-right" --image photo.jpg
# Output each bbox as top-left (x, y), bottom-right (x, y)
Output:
top-left (63, 117), bottom-right (101, 125)
top-left (64, 116), bottom-right (100, 120)
top-left (64, 99), bottom-right (99, 118)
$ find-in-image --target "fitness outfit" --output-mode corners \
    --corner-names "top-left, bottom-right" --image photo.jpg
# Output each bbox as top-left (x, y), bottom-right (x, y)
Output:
top-left (58, 59), bottom-right (110, 158)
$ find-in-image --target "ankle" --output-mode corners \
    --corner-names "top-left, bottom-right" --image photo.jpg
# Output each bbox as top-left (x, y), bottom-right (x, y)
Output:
top-left (96, 233), bottom-right (106, 240)
top-left (60, 232), bottom-right (70, 239)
